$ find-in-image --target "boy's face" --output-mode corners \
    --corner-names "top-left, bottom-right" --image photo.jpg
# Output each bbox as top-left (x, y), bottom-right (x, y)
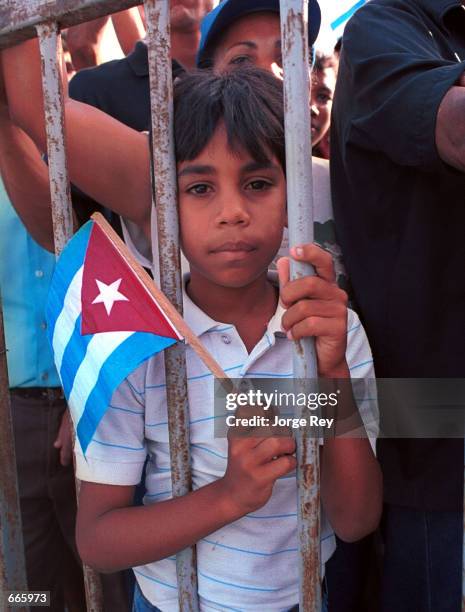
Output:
top-left (311, 66), bottom-right (336, 146)
top-left (177, 124), bottom-right (286, 289)
top-left (213, 12), bottom-right (284, 79)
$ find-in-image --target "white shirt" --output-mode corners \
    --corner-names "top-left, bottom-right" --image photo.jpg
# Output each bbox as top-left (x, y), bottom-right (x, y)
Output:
top-left (76, 277), bottom-right (377, 611)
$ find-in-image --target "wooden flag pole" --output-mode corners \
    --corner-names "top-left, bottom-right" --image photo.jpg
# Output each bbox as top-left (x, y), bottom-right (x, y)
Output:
top-left (91, 213), bottom-right (232, 387)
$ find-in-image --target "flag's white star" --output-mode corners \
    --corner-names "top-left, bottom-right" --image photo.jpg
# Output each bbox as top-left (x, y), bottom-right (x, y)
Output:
top-left (92, 278), bottom-right (129, 316)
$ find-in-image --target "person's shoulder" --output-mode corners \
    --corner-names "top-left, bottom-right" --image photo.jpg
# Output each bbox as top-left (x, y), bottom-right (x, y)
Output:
top-left (345, 0), bottom-right (425, 34)
top-left (69, 56), bottom-right (132, 99)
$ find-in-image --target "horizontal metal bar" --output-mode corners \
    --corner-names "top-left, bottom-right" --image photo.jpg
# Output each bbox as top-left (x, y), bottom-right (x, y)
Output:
top-left (0, 0), bottom-right (140, 48)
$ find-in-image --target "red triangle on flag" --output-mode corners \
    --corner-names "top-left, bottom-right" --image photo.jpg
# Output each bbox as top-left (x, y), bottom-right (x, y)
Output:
top-left (81, 222), bottom-right (180, 340)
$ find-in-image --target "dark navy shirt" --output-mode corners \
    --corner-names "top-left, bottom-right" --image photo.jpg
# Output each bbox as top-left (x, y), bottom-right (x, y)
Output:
top-left (331, 0), bottom-right (465, 510)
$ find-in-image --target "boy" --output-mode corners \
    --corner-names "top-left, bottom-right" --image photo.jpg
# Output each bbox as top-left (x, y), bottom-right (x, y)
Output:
top-left (311, 50), bottom-right (338, 160)
top-left (3, 45), bottom-right (381, 610)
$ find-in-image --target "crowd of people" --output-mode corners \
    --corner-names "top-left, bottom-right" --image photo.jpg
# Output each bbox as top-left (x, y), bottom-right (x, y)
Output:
top-left (0, 0), bottom-right (464, 611)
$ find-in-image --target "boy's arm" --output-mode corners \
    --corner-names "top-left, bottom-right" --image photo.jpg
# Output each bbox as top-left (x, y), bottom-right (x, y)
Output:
top-left (278, 245), bottom-right (382, 542)
top-left (77, 429), bottom-right (296, 573)
top-left (1, 40), bottom-right (151, 238)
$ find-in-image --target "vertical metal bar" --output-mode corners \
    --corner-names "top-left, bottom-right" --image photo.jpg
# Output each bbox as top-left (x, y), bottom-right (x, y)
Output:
top-left (36, 22), bottom-right (73, 256)
top-left (36, 23), bottom-right (104, 612)
top-left (144, 1), bottom-right (199, 610)
top-left (0, 293), bottom-right (29, 610)
top-left (80, 542), bottom-right (104, 612)
top-left (280, 1), bottom-right (321, 610)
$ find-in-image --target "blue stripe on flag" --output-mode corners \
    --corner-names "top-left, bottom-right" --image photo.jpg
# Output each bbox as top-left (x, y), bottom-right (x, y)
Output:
top-left (46, 221), bottom-right (92, 340)
top-left (76, 332), bottom-right (176, 454)
top-left (59, 315), bottom-right (93, 398)
top-left (330, 1), bottom-right (366, 31)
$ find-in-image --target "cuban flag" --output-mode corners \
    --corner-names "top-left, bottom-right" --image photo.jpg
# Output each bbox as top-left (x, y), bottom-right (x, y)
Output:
top-left (46, 219), bottom-right (183, 455)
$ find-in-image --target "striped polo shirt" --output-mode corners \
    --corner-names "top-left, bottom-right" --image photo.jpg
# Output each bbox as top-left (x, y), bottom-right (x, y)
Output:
top-left (75, 278), bottom-right (376, 611)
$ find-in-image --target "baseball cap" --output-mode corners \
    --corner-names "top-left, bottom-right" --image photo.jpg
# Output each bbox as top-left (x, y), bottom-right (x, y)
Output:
top-left (197, 0), bottom-right (321, 67)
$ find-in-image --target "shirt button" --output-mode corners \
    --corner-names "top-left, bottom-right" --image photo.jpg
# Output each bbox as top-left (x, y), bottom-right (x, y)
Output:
top-left (41, 372), bottom-right (48, 381)
top-left (221, 335), bottom-right (231, 345)
top-left (35, 270), bottom-right (44, 278)
top-left (40, 322), bottom-right (47, 330)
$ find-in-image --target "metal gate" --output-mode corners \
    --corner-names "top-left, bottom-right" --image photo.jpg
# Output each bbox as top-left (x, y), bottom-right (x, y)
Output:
top-left (0, 1), bottom-right (322, 610)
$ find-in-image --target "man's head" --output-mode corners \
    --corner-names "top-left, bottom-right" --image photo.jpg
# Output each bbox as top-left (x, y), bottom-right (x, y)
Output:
top-left (138, 2), bottom-right (214, 33)
top-left (170, 0), bottom-right (215, 33)
top-left (173, 67), bottom-right (287, 288)
top-left (197, 0), bottom-right (321, 71)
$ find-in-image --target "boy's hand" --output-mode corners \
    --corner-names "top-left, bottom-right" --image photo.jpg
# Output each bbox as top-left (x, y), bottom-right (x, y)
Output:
top-left (222, 416), bottom-right (296, 516)
top-left (278, 244), bottom-right (349, 377)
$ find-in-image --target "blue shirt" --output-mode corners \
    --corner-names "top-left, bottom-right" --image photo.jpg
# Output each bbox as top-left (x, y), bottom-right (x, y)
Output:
top-left (0, 178), bottom-right (60, 388)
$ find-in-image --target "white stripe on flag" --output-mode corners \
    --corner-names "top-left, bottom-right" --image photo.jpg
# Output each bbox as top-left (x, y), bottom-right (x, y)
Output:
top-left (67, 330), bottom-right (133, 427)
top-left (52, 266), bottom-right (84, 373)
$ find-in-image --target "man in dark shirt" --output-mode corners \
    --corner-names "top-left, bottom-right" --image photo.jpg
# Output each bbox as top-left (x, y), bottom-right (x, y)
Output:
top-left (331, 1), bottom-right (465, 610)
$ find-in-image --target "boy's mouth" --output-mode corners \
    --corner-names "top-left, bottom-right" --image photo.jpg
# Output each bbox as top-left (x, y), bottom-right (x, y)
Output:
top-left (210, 241), bottom-right (256, 254)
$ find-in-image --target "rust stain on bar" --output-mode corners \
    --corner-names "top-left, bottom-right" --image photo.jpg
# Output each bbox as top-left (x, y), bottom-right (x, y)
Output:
top-left (280, 1), bottom-right (320, 609)
top-left (298, 429), bottom-right (320, 611)
top-left (145, 0), bottom-right (199, 609)
top-left (82, 563), bottom-right (104, 612)
top-left (0, 0), bottom-right (141, 48)
top-left (36, 22), bottom-right (73, 256)
top-left (37, 22), bottom-right (103, 611)
top-left (0, 295), bottom-right (29, 611)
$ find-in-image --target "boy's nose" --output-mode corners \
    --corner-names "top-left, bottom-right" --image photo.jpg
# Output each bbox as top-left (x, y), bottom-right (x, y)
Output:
top-left (311, 104), bottom-right (319, 117)
top-left (217, 196), bottom-right (250, 226)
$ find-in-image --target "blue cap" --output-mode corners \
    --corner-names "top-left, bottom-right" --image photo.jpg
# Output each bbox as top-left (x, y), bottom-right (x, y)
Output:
top-left (197, 0), bottom-right (321, 67)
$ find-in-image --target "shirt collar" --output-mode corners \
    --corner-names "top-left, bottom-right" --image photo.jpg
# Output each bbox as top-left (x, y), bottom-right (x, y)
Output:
top-left (181, 273), bottom-right (286, 339)
top-left (126, 41), bottom-right (149, 77)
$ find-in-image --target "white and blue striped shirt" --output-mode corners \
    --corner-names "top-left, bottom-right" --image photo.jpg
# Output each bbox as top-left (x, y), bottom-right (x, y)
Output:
top-left (76, 278), bottom-right (377, 611)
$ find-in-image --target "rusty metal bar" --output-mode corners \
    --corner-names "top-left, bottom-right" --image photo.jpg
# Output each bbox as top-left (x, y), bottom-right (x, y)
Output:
top-left (0, 0), bottom-right (140, 48)
top-left (280, 1), bottom-right (321, 610)
top-left (144, 1), bottom-right (199, 610)
top-left (36, 22), bottom-right (104, 611)
top-left (36, 22), bottom-right (73, 256)
top-left (0, 291), bottom-right (29, 612)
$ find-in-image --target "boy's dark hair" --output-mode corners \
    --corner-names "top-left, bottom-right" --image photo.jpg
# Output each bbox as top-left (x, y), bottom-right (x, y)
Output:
top-left (173, 67), bottom-right (285, 170)
top-left (313, 50), bottom-right (339, 76)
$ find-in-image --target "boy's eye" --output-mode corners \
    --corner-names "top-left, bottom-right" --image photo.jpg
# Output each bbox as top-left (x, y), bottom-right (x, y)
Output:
top-left (245, 179), bottom-right (272, 191)
top-left (187, 184), bottom-right (211, 195)
top-left (316, 93), bottom-right (332, 104)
